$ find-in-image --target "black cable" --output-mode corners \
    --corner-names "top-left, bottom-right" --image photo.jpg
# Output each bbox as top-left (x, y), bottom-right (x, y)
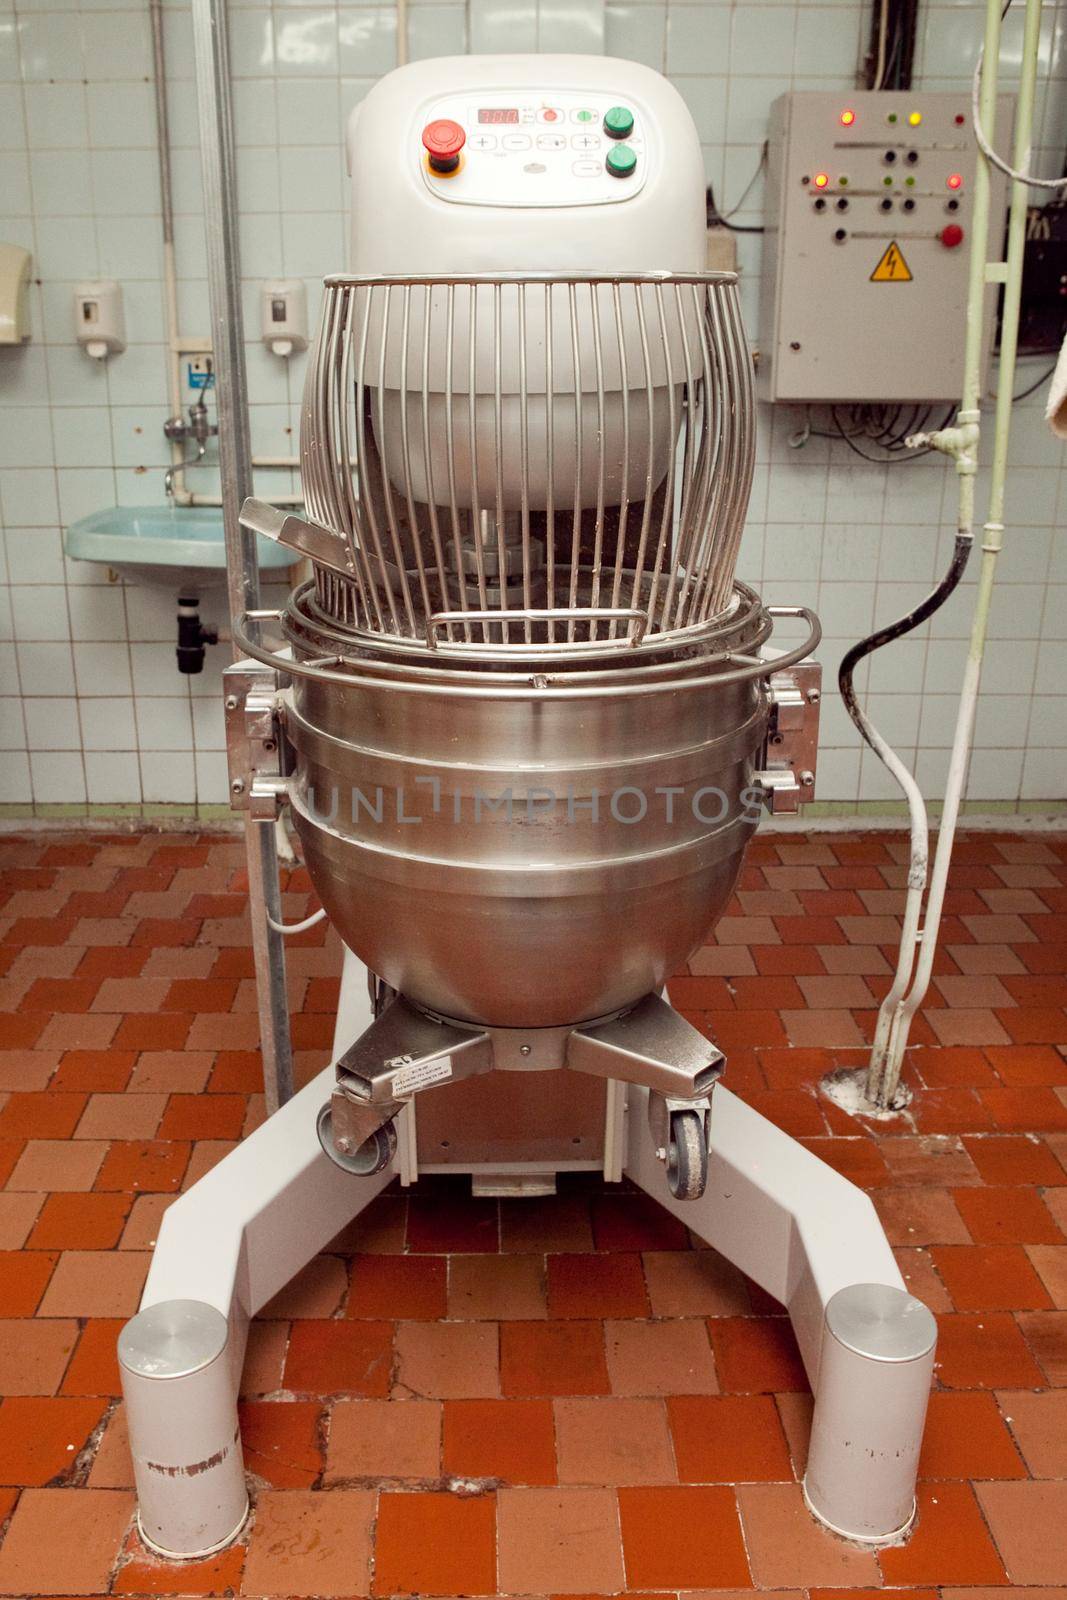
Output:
top-left (830, 404), bottom-right (941, 463)
top-left (706, 143), bottom-right (767, 234)
top-left (1007, 362), bottom-right (1058, 402)
top-left (839, 532), bottom-right (973, 755)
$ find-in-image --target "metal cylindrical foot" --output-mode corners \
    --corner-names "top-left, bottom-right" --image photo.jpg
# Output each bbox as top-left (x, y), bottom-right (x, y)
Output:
top-left (803, 1283), bottom-right (937, 1544)
top-left (119, 1299), bottom-right (249, 1559)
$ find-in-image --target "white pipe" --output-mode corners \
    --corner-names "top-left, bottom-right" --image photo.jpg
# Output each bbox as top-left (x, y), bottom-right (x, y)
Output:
top-left (173, 490), bottom-right (305, 508)
top-left (149, 0), bottom-right (184, 490)
top-left (869, 0), bottom-right (1044, 1104)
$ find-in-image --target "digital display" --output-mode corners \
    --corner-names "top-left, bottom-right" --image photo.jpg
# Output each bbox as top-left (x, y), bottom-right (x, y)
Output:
top-left (479, 108), bottom-right (519, 124)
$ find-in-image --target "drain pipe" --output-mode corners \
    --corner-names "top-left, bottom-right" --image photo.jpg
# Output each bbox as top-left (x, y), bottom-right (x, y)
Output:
top-left (832, 0), bottom-right (1044, 1114)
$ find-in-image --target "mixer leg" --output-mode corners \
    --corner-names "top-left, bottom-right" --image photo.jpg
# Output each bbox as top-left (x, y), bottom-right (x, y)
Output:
top-left (118, 991), bottom-right (388, 1556)
top-left (624, 1083), bottom-right (936, 1544)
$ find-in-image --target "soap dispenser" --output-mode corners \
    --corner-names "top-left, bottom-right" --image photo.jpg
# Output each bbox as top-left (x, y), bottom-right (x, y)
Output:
top-left (261, 280), bottom-right (308, 358)
top-left (74, 280), bottom-right (126, 360)
top-left (0, 245), bottom-right (32, 345)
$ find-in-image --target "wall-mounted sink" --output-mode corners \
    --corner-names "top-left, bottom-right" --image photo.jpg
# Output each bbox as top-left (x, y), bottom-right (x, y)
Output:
top-left (65, 505), bottom-right (296, 593)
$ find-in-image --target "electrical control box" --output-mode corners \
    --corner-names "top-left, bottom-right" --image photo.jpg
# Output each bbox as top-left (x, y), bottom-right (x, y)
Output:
top-left (758, 91), bottom-right (1011, 403)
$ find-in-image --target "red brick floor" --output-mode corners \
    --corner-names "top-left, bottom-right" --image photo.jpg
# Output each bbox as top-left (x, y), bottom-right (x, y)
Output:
top-left (0, 826), bottom-right (1066, 1597)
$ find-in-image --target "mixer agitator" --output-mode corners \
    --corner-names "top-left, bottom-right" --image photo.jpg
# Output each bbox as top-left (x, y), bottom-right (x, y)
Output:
top-left (118, 54), bottom-right (937, 1564)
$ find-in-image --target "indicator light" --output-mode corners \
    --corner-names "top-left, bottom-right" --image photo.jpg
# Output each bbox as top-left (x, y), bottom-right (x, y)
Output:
top-left (909, 110), bottom-right (923, 126)
top-left (839, 175), bottom-right (849, 186)
top-left (947, 172), bottom-right (963, 190)
top-left (905, 175), bottom-right (916, 187)
top-left (955, 113), bottom-right (966, 126)
top-left (813, 171), bottom-right (829, 188)
top-left (883, 174), bottom-right (893, 186)
top-left (887, 112), bottom-right (898, 124)
top-left (840, 109), bottom-right (856, 126)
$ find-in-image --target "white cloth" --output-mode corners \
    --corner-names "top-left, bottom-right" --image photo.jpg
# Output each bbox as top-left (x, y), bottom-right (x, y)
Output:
top-left (1045, 331), bottom-right (1067, 439)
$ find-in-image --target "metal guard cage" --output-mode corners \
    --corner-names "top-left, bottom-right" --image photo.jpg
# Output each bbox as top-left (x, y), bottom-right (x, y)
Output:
top-left (298, 271), bottom-right (755, 659)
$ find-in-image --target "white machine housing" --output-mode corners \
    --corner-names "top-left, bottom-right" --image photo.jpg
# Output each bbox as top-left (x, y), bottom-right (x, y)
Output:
top-left (346, 55), bottom-right (705, 272)
top-left (345, 56), bottom-right (707, 511)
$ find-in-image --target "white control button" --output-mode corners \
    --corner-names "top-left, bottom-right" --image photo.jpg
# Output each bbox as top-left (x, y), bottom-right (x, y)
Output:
top-left (502, 133), bottom-right (532, 151)
top-left (537, 133), bottom-right (566, 151)
top-left (572, 133), bottom-right (601, 151)
top-left (469, 133), bottom-right (497, 151)
top-left (572, 158), bottom-right (601, 177)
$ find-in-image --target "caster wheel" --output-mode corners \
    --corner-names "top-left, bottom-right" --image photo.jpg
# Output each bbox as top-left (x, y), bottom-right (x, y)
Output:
top-left (666, 1109), bottom-right (708, 1201)
top-left (316, 1104), bottom-right (397, 1176)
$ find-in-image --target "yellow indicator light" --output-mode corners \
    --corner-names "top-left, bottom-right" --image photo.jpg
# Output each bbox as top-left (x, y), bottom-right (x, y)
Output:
top-left (813, 172), bottom-right (829, 189)
top-left (840, 109), bottom-right (856, 127)
top-left (908, 110), bottom-right (923, 126)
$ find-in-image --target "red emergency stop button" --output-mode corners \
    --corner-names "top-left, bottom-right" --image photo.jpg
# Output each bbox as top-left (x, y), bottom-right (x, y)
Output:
top-left (941, 223), bottom-right (964, 248)
top-left (422, 119), bottom-right (465, 173)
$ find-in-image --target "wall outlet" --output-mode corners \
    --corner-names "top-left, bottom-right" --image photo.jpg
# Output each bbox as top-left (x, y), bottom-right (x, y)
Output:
top-left (186, 354), bottom-right (216, 392)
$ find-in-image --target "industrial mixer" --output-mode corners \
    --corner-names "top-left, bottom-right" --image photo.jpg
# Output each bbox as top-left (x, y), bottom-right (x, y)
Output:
top-left (118, 55), bottom-right (937, 1563)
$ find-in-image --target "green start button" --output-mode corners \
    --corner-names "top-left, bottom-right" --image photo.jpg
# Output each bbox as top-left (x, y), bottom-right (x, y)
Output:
top-left (605, 142), bottom-right (637, 179)
top-left (603, 105), bottom-right (634, 139)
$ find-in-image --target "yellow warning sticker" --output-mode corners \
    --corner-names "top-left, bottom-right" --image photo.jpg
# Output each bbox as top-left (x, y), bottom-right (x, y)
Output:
top-left (870, 241), bottom-right (913, 282)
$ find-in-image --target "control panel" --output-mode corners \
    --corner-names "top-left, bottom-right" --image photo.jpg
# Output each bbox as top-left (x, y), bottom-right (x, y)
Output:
top-left (759, 92), bottom-right (1011, 402)
top-left (417, 90), bottom-right (649, 208)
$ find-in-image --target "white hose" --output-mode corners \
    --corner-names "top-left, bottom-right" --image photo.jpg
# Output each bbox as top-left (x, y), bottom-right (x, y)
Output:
top-left (972, 51), bottom-right (1067, 190)
top-left (266, 905), bottom-right (328, 935)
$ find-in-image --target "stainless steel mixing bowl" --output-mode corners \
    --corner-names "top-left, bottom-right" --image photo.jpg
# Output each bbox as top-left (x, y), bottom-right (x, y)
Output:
top-left (279, 581), bottom-right (773, 1027)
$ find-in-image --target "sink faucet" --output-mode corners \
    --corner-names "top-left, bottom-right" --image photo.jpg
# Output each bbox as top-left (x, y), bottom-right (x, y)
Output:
top-left (164, 363), bottom-right (219, 499)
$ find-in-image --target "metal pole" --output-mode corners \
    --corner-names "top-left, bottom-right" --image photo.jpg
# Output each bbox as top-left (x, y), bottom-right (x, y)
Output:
top-left (191, 0), bottom-right (294, 1111)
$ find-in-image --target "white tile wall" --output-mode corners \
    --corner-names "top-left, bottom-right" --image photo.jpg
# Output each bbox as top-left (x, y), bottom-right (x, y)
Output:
top-left (0, 0), bottom-right (1064, 814)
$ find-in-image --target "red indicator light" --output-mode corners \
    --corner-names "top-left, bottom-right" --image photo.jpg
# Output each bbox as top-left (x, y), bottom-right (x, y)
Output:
top-left (955, 114), bottom-right (966, 126)
top-left (813, 172), bottom-right (830, 188)
top-left (839, 109), bottom-right (856, 126)
top-left (947, 172), bottom-right (963, 190)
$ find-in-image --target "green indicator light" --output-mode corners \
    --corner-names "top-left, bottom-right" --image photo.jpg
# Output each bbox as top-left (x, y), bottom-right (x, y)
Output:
top-left (883, 174), bottom-right (893, 186)
top-left (905, 175), bottom-right (916, 187)
top-left (887, 112), bottom-right (898, 124)
top-left (605, 142), bottom-right (637, 178)
top-left (839, 176), bottom-right (848, 186)
top-left (604, 104), bottom-right (635, 139)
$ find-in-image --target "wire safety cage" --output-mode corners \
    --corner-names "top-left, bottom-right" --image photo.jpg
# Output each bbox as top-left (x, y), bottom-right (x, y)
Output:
top-left (299, 271), bottom-right (756, 658)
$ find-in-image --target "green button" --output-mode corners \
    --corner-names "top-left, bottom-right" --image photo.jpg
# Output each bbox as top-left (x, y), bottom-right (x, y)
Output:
top-left (575, 108), bottom-right (595, 123)
top-left (604, 104), bottom-right (634, 139)
top-left (605, 142), bottom-right (637, 178)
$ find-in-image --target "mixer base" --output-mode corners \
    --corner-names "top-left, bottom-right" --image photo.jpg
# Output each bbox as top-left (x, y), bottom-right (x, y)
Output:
top-left (118, 951), bottom-right (935, 1557)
